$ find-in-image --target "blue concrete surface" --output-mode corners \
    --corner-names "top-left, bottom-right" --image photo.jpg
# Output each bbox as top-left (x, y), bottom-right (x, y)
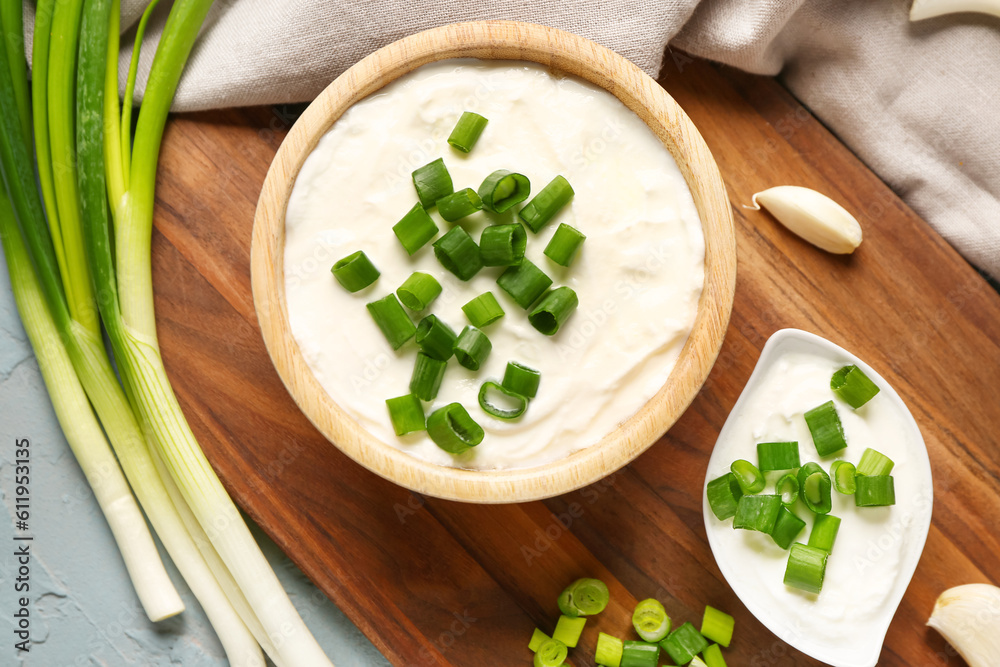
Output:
top-left (0, 257), bottom-right (391, 666)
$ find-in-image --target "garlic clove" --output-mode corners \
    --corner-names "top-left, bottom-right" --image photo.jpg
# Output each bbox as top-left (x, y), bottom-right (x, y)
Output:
top-left (748, 185), bottom-right (863, 254)
top-left (927, 583), bottom-right (1000, 667)
top-left (910, 0), bottom-right (1000, 21)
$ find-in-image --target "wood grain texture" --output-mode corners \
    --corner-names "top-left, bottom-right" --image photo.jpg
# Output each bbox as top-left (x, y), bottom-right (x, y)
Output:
top-left (250, 22), bottom-right (736, 503)
top-left (150, 51), bottom-right (1000, 667)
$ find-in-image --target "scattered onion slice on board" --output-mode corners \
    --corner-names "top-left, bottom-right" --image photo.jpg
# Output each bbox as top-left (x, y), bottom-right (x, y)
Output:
top-left (747, 185), bottom-right (863, 254)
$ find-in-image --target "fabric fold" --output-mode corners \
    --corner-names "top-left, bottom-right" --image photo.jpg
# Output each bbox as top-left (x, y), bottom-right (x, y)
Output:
top-left (24, 0), bottom-right (997, 277)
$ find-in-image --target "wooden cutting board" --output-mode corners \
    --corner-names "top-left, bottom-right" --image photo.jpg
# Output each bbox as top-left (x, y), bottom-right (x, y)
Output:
top-left (150, 55), bottom-right (1000, 666)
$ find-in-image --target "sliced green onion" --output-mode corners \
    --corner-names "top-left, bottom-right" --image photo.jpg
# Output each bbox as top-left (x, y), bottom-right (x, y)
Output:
top-left (462, 292), bottom-right (505, 328)
top-left (733, 495), bottom-right (782, 533)
top-left (855, 475), bottom-right (895, 507)
top-left (412, 157), bottom-right (453, 208)
top-left (632, 598), bottom-right (671, 643)
top-left (436, 187), bottom-right (483, 222)
top-left (366, 294), bottom-right (415, 350)
top-left (553, 614), bottom-right (586, 648)
top-left (478, 169), bottom-right (530, 213)
top-left (480, 223), bottom-right (527, 266)
top-left (426, 403), bottom-right (484, 454)
top-left (529, 286), bottom-right (579, 336)
top-left (519, 175), bottom-right (574, 233)
top-left (497, 258), bottom-right (552, 309)
top-left (392, 202), bottom-right (438, 255)
top-left (415, 314), bottom-right (457, 361)
top-left (783, 543), bottom-right (829, 594)
top-left (621, 640), bottom-right (660, 667)
top-left (830, 460), bottom-right (857, 495)
top-left (856, 447), bottom-right (895, 477)
top-left (447, 111), bottom-right (488, 153)
top-left (803, 472), bottom-right (833, 514)
top-left (533, 638), bottom-right (568, 667)
top-left (730, 459), bottom-right (766, 494)
top-left (690, 657), bottom-right (709, 667)
top-left (433, 226), bottom-right (483, 281)
top-left (596, 632), bottom-right (624, 667)
top-left (756, 441), bottom-right (800, 471)
top-left (454, 326), bottom-right (491, 371)
top-left (770, 506), bottom-right (806, 550)
top-left (660, 622), bottom-right (708, 666)
top-left (529, 627), bottom-right (551, 652)
top-left (331, 250), bottom-right (379, 292)
top-left (700, 606), bottom-right (734, 648)
top-left (558, 578), bottom-right (609, 617)
top-left (703, 643), bottom-right (728, 667)
top-left (385, 394), bottom-right (425, 436)
top-left (502, 361), bottom-right (541, 400)
top-left (397, 271), bottom-right (441, 311)
top-left (409, 353), bottom-right (447, 401)
top-left (804, 400), bottom-right (847, 456)
top-left (807, 513), bottom-right (841, 552)
top-left (797, 462), bottom-right (833, 515)
top-left (706, 473), bottom-right (744, 521)
top-left (776, 472), bottom-right (799, 506)
top-left (478, 381), bottom-right (527, 420)
top-left (831, 364), bottom-right (880, 408)
top-left (543, 223), bottom-right (586, 267)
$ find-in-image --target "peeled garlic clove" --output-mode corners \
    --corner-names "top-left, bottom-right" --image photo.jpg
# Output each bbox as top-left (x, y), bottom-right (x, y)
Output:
top-left (927, 583), bottom-right (1000, 667)
top-left (910, 0), bottom-right (1000, 21)
top-left (748, 186), bottom-right (863, 254)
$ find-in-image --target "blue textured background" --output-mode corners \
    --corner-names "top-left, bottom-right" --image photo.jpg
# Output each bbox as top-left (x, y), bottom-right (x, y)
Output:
top-left (0, 258), bottom-right (391, 666)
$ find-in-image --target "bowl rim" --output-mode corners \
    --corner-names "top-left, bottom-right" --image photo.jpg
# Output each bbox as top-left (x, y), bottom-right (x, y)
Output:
top-left (251, 20), bottom-right (736, 503)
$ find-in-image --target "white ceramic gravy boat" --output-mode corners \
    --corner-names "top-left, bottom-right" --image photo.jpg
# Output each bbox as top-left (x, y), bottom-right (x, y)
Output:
top-left (703, 328), bottom-right (933, 666)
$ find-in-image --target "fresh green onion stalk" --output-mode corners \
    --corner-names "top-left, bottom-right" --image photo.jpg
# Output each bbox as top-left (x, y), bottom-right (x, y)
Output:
top-left (5, 2), bottom-right (271, 663)
top-left (48, 0), bottom-right (102, 338)
top-left (78, 4), bottom-right (267, 663)
top-left (0, 0), bottom-right (335, 663)
top-left (96, 1), bottom-right (335, 663)
top-left (0, 192), bottom-right (183, 621)
top-left (119, 0), bottom-right (164, 187)
top-left (4, 0), bottom-right (226, 633)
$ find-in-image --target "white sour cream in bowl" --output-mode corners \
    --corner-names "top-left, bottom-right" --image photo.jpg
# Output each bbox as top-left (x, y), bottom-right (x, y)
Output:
top-left (283, 60), bottom-right (705, 470)
top-left (703, 329), bottom-right (933, 667)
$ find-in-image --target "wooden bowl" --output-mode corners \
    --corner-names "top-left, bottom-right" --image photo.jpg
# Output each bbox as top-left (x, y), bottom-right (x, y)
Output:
top-left (251, 21), bottom-right (736, 503)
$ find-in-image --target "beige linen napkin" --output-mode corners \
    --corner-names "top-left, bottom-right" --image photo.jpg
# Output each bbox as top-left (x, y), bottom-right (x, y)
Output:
top-left (676, 0), bottom-right (1000, 281)
top-left (25, 0), bottom-right (999, 278)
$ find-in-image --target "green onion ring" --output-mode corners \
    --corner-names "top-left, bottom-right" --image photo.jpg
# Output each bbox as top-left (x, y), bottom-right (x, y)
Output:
top-left (478, 381), bottom-right (527, 420)
top-left (426, 403), bottom-right (484, 454)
